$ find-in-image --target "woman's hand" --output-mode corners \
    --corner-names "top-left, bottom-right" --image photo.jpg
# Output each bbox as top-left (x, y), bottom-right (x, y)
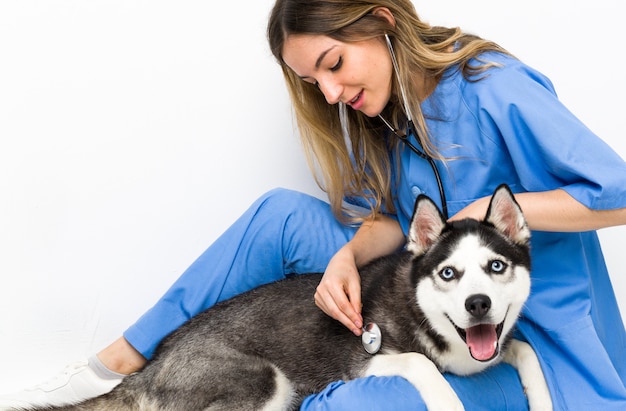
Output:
top-left (315, 214), bottom-right (406, 336)
top-left (315, 245), bottom-right (364, 336)
top-left (450, 188), bottom-right (626, 231)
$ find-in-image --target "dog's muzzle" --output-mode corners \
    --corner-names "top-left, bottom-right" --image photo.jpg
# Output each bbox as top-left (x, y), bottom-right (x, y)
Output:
top-left (448, 295), bottom-right (507, 362)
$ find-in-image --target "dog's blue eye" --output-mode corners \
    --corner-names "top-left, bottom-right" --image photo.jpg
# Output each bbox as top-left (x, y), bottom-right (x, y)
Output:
top-left (490, 260), bottom-right (507, 274)
top-left (439, 267), bottom-right (456, 281)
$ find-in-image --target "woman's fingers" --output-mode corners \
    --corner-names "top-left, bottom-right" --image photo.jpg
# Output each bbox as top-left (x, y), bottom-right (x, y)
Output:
top-left (315, 279), bottom-right (363, 336)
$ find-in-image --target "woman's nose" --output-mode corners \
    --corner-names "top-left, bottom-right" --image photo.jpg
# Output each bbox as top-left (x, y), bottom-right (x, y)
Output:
top-left (317, 79), bottom-right (343, 105)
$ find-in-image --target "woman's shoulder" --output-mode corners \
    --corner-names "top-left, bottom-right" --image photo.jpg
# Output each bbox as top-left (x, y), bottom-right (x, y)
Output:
top-left (449, 51), bottom-right (558, 104)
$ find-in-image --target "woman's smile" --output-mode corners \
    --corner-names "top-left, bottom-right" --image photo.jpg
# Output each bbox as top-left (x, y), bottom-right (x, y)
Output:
top-left (348, 90), bottom-right (365, 110)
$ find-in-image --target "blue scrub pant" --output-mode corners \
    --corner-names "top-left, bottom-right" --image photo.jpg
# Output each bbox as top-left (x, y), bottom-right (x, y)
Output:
top-left (123, 188), bottom-right (530, 410)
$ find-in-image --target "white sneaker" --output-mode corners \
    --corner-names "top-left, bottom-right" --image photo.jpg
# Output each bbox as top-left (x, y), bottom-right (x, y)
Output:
top-left (0, 360), bottom-right (123, 410)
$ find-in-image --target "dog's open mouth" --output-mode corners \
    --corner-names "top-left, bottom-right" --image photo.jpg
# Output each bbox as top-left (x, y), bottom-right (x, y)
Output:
top-left (454, 321), bottom-right (504, 362)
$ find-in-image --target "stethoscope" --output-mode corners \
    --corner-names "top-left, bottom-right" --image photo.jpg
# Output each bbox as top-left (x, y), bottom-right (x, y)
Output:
top-left (359, 36), bottom-right (449, 356)
top-left (361, 322), bottom-right (382, 354)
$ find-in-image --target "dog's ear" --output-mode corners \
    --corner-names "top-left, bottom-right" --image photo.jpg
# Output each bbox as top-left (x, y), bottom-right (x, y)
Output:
top-left (484, 184), bottom-right (530, 245)
top-left (407, 194), bottom-right (447, 255)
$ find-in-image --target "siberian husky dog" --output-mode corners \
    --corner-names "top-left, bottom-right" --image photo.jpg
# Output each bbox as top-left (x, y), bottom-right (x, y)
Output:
top-left (27, 184), bottom-right (552, 411)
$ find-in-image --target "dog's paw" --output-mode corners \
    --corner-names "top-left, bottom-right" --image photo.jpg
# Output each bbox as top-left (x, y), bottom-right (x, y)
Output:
top-left (504, 340), bottom-right (552, 411)
top-left (422, 394), bottom-right (464, 411)
top-left (527, 392), bottom-right (553, 411)
top-left (420, 381), bottom-right (464, 411)
top-left (366, 353), bottom-right (466, 411)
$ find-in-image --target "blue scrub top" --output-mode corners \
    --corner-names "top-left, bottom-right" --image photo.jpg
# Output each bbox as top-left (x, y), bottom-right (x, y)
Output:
top-left (386, 52), bottom-right (626, 408)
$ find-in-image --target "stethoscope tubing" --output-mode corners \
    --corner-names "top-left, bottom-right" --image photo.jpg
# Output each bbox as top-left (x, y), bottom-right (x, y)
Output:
top-left (396, 125), bottom-right (449, 221)
top-left (378, 114), bottom-right (449, 221)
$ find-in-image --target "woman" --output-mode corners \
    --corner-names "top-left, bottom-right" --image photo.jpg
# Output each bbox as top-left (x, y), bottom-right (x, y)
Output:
top-left (2, 0), bottom-right (625, 409)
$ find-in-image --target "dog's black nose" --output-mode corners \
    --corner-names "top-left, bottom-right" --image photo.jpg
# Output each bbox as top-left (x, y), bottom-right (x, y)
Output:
top-left (465, 294), bottom-right (491, 319)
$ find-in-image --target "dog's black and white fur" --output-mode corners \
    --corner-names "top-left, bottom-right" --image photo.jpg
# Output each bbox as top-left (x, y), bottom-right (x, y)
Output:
top-left (27, 184), bottom-right (552, 411)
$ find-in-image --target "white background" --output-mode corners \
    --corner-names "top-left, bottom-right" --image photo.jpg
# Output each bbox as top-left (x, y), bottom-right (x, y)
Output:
top-left (0, 0), bottom-right (624, 392)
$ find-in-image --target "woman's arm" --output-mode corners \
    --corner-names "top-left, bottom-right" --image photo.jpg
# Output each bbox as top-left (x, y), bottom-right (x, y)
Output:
top-left (452, 188), bottom-right (626, 232)
top-left (315, 214), bottom-right (405, 336)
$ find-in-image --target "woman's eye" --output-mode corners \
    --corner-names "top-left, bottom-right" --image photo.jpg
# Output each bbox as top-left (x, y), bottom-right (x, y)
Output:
top-left (489, 260), bottom-right (507, 274)
top-left (330, 56), bottom-right (343, 72)
top-left (439, 267), bottom-right (456, 281)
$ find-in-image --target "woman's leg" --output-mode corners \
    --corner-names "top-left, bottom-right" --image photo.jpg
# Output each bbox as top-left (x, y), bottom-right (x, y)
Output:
top-left (123, 188), bottom-right (357, 359)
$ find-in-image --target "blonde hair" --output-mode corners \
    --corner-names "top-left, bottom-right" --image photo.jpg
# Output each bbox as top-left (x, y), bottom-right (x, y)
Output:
top-left (267, 0), bottom-right (509, 224)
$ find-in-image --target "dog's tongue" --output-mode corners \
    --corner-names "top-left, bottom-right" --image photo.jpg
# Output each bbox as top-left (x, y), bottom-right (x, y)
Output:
top-left (465, 324), bottom-right (498, 361)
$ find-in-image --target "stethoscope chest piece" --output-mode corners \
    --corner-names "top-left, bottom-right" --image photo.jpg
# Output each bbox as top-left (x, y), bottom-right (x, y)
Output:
top-left (361, 322), bottom-right (382, 354)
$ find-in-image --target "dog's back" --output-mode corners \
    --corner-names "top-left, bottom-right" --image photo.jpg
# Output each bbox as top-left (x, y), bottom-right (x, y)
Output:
top-left (136, 273), bottom-right (357, 409)
top-left (42, 263), bottom-right (415, 410)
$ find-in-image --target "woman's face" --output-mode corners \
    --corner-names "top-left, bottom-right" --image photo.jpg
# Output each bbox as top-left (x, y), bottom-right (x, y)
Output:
top-left (282, 34), bottom-right (393, 118)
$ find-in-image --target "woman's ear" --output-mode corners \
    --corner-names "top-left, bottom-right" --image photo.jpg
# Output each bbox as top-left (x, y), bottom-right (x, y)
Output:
top-left (372, 7), bottom-right (396, 27)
